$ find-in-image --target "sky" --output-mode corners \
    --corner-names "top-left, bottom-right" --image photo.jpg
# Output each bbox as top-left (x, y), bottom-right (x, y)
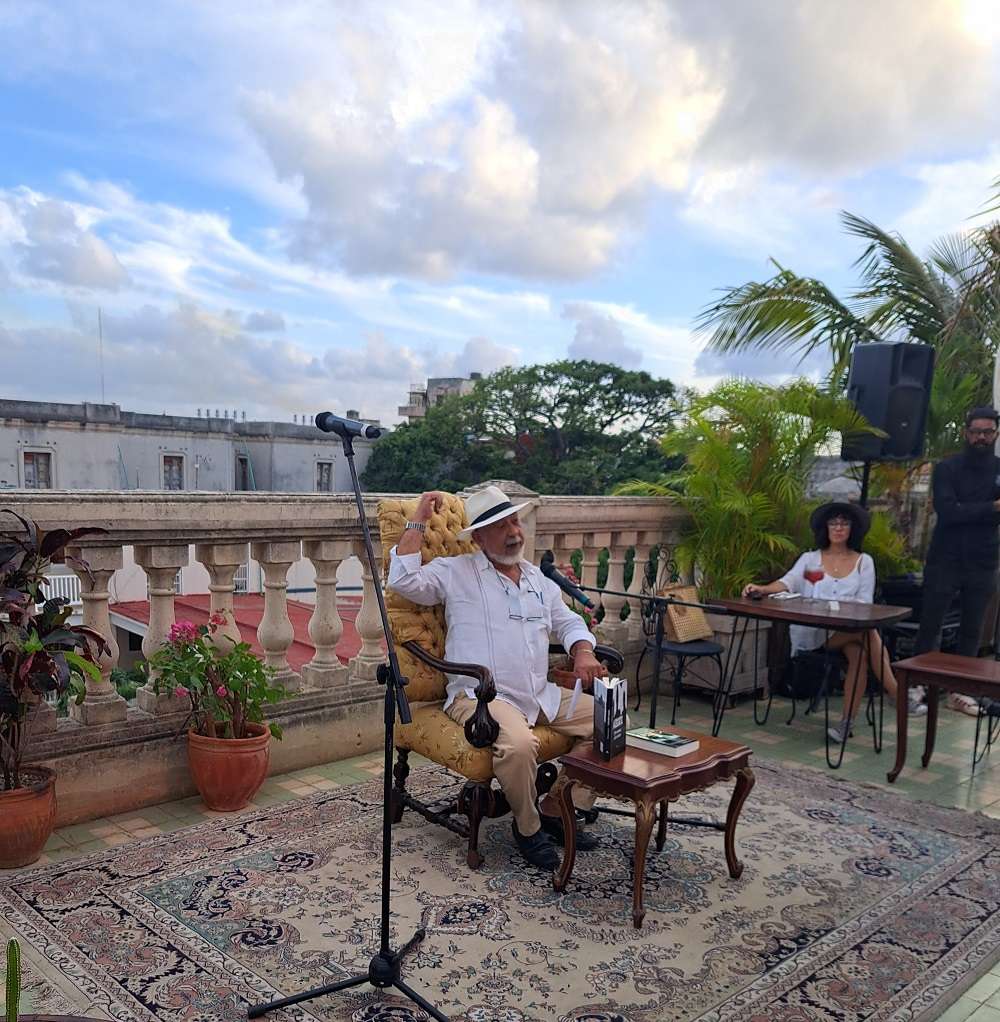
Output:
top-left (1, 0), bottom-right (999, 425)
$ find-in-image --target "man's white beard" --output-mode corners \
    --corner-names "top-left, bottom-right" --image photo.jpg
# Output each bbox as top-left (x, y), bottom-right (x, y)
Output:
top-left (490, 543), bottom-right (523, 566)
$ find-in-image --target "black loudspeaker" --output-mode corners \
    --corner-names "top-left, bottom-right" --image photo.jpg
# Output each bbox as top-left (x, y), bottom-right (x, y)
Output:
top-left (841, 342), bottom-right (935, 462)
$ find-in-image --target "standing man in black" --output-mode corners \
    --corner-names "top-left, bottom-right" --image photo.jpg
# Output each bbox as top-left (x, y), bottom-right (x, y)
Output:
top-left (917, 407), bottom-right (1000, 712)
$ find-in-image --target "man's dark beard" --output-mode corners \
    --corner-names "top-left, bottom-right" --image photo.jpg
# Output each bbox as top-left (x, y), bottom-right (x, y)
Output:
top-left (965, 440), bottom-right (994, 458)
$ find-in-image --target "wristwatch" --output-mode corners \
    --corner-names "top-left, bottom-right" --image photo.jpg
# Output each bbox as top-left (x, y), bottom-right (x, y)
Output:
top-left (404, 521), bottom-right (427, 533)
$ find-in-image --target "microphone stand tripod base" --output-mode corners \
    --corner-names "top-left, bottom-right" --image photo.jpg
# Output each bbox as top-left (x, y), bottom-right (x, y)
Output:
top-left (247, 929), bottom-right (443, 1020)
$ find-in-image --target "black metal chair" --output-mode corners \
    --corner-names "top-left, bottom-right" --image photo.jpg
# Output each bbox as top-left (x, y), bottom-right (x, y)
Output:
top-left (629, 551), bottom-right (723, 735)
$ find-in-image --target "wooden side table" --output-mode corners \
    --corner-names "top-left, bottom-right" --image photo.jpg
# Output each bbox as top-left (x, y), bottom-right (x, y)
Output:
top-left (552, 730), bottom-right (754, 929)
top-left (888, 652), bottom-right (1000, 782)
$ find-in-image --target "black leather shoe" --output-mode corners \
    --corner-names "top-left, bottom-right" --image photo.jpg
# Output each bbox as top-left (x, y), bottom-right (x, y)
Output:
top-left (539, 812), bottom-right (600, 851)
top-left (511, 822), bottom-right (561, 871)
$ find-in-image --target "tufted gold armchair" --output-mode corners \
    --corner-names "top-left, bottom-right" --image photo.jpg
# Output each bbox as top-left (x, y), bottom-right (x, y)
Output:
top-left (377, 493), bottom-right (624, 869)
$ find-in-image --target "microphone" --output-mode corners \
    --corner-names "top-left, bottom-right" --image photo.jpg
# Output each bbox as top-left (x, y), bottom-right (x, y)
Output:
top-left (314, 412), bottom-right (382, 440)
top-left (539, 550), bottom-right (595, 609)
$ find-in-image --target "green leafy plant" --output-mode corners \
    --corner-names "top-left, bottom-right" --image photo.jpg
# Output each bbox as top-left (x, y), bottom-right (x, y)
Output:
top-left (148, 615), bottom-right (285, 740)
top-left (617, 380), bottom-right (878, 599)
top-left (1, 512), bottom-right (108, 791)
top-left (110, 663), bottom-right (147, 702)
top-left (864, 509), bottom-right (920, 581)
top-left (5, 938), bottom-right (20, 1022)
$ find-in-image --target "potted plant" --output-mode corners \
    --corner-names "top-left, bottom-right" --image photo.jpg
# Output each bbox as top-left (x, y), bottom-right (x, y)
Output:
top-left (1, 513), bottom-right (107, 869)
top-left (148, 615), bottom-right (285, 811)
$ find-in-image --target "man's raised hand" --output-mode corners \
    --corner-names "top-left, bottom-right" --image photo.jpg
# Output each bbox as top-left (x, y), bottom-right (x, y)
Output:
top-left (414, 491), bottom-right (447, 522)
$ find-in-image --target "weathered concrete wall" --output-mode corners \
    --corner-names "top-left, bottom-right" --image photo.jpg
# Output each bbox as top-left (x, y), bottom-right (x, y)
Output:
top-left (29, 693), bottom-right (385, 827)
top-left (0, 400), bottom-right (375, 493)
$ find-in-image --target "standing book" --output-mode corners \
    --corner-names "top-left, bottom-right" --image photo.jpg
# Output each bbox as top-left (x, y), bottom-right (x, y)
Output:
top-left (593, 676), bottom-right (627, 760)
top-left (625, 727), bottom-right (699, 757)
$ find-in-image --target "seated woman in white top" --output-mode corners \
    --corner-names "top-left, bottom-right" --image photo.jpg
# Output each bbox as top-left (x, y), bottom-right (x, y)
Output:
top-left (742, 501), bottom-right (925, 743)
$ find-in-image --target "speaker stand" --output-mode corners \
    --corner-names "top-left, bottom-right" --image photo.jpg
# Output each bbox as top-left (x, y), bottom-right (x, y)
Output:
top-left (859, 459), bottom-right (872, 508)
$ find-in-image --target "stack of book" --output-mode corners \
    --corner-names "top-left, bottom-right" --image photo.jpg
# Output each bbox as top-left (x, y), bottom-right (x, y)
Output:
top-left (625, 727), bottom-right (699, 757)
top-left (593, 676), bottom-right (627, 760)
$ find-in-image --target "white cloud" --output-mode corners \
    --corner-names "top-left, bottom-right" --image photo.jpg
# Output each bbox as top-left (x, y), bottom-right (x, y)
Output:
top-left (431, 335), bottom-right (519, 378)
top-left (675, 0), bottom-right (999, 172)
top-left (562, 302), bottom-right (642, 369)
top-left (244, 309), bottom-right (286, 332)
top-left (4, 194), bottom-right (128, 291)
top-left (896, 149), bottom-right (1000, 252)
top-left (680, 167), bottom-right (841, 261)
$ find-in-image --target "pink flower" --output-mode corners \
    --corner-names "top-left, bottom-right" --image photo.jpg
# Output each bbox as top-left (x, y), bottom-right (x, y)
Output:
top-left (215, 686), bottom-right (228, 697)
top-left (208, 612), bottom-right (227, 631)
top-left (168, 620), bottom-right (199, 643)
top-left (173, 685), bottom-right (189, 698)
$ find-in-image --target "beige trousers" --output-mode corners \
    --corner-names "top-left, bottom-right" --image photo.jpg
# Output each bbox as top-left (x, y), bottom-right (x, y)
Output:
top-left (446, 688), bottom-right (596, 836)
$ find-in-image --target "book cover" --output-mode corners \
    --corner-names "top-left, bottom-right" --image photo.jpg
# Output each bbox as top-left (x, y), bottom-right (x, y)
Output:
top-left (593, 676), bottom-right (627, 760)
top-left (625, 727), bottom-right (699, 757)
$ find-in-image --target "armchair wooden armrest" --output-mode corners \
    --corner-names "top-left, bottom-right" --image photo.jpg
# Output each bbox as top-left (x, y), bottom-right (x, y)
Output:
top-left (402, 640), bottom-right (500, 748)
top-left (548, 642), bottom-right (625, 675)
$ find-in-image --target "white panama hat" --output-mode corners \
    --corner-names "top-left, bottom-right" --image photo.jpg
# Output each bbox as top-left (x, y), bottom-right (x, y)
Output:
top-left (457, 485), bottom-right (529, 539)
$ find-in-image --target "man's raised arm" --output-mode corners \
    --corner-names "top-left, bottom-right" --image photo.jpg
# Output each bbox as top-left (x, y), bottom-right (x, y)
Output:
top-left (387, 490), bottom-right (450, 606)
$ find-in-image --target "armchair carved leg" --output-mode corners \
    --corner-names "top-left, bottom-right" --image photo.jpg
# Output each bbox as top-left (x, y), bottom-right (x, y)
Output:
top-left (390, 749), bottom-right (410, 825)
top-left (458, 781), bottom-right (490, 870)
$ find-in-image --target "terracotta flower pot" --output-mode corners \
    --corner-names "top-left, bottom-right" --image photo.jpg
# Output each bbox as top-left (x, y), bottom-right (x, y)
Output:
top-left (0, 767), bottom-right (56, 869)
top-left (187, 722), bottom-right (271, 812)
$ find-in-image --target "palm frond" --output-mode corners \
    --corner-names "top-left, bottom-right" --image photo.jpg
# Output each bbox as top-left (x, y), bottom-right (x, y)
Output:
top-left (842, 211), bottom-right (949, 342)
top-left (697, 262), bottom-right (878, 358)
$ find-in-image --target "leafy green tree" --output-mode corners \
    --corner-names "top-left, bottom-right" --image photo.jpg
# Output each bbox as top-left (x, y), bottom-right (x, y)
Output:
top-left (362, 360), bottom-right (679, 494)
top-left (617, 380), bottom-right (875, 599)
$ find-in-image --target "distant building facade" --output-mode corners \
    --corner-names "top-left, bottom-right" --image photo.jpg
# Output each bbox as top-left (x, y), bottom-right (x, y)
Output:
top-left (397, 373), bottom-right (482, 424)
top-left (0, 399), bottom-right (378, 493)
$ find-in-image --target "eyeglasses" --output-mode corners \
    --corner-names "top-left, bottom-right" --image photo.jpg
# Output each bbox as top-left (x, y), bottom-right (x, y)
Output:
top-left (967, 427), bottom-right (998, 438)
top-left (496, 572), bottom-right (543, 621)
top-left (827, 517), bottom-right (852, 528)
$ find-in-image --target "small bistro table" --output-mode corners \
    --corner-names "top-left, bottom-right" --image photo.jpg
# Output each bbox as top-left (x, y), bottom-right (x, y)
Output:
top-left (888, 652), bottom-right (1000, 782)
top-left (552, 729), bottom-right (754, 929)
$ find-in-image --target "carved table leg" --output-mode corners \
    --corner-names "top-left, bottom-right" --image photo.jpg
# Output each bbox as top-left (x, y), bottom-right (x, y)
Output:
top-left (922, 684), bottom-right (939, 769)
top-left (724, 767), bottom-right (755, 879)
top-left (633, 798), bottom-right (657, 929)
top-left (553, 779), bottom-right (577, 893)
top-left (655, 799), bottom-right (668, 852)
top-left (888, 671), bottom-right (908, 783)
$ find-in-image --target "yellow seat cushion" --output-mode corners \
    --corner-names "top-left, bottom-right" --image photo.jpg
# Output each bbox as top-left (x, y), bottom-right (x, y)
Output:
top-left (397, 705), bottom-right (576, 783)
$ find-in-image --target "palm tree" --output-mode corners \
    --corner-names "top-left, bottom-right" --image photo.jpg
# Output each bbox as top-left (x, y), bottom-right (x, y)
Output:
top-left (617, 379), bottom-right (876, 598)
top-left (697, 211), bottom-right (1000, 458)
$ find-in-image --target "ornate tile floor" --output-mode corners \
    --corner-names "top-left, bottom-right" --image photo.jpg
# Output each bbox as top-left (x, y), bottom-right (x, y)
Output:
top-left (8, 690), bottom-right (1000, 1019)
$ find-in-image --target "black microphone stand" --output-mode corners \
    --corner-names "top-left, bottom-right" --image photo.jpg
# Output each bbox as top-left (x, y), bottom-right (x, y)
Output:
top-left (248, 432), bottom-right (448, 1021)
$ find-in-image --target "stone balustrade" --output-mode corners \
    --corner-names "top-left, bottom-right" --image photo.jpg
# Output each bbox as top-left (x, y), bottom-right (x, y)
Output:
top-left (2, 485), bottom-right (688, 824)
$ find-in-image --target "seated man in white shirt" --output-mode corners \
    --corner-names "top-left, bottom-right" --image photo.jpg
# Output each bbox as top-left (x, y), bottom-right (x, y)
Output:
top-left (387, 486), bottom-right (606, 871)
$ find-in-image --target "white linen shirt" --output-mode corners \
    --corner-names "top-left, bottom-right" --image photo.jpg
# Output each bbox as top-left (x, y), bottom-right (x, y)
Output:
top-left (778, 549), bottom-right (876, 653)
top-left (387, 546), bottom-right (596, 725)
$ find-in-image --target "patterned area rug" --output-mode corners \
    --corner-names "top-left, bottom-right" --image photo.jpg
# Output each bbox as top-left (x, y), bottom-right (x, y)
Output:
top-left (2, 762), bottom-right (999, 1022)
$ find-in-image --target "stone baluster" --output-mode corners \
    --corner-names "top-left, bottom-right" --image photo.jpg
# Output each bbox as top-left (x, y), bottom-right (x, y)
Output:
top-left (67, 545), bottom-right (127, 725)
top-left (348, 541), bottom-right (387, 688)
top-left (135, 544), bottom-right (190, 715)
top-left (249, 541), bottom-right (301, 692)
top-left (301, 539), bottom-right (352, 690)
top-left (597, 531), bottom-right (633, 646)
top-left (627, 541), bottom-right (653, 640)
top-left (194, 543), bottom-right (247, 650)
top-left (580, 532), bottom-right (608, 611)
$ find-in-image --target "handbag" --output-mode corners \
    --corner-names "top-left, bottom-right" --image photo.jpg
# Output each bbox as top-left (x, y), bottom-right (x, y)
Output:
top-left (658, 583), bottom-right (714, 643)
